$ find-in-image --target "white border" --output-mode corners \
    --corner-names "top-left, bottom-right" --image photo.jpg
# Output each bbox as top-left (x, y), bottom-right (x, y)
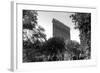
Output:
top-left (11, 1), bottom-right (97, 72)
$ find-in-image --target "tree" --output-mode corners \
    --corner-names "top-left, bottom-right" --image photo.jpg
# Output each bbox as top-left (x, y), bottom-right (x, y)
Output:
top-left (65, 40), bottom-right (80, 60)
top-left (23, 10), bottom-right (38, 29)
top-left (23, 10), bottom-right (46, 44)
top-left (23, 10), bottom-right (47, 62)
top-left (41, 37), bottom-right (66, 61)
top-left (70, 13), bottom-right (91, 59)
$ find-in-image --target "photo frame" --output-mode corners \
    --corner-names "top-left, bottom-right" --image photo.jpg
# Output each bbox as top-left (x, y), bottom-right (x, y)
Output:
top-left (11, 1), bottom-right (97, 71)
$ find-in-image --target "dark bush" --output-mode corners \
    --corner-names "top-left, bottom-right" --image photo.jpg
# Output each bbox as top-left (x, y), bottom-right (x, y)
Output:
top-left (41, 37), bottom-right (66, 61)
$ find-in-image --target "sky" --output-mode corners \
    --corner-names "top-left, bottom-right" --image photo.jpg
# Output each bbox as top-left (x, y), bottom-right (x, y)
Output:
top-left (37, 10), bottom-right (80, 43)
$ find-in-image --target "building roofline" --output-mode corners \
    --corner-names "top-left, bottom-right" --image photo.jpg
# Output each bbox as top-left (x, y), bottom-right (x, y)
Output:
top-left (52, 18), bottom-right (70, 31)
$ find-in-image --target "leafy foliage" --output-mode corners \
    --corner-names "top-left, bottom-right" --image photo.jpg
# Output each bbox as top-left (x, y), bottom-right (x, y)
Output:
top-left (65, 40), bottom-right (81, 60)
top-left (23, 10), bottom-right (47, 62)
top-left (70, 13), bottom-right (91, 59)
top-left (25, 37), bottom-right (66, 62)
top-left (41, 37), bottom-right (66, 61)
top-left (23, 10), bottom-right (38, 29)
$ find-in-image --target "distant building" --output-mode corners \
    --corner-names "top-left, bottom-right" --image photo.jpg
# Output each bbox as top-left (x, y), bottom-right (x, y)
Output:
top-left (52, 18), bottom-right (70, 41)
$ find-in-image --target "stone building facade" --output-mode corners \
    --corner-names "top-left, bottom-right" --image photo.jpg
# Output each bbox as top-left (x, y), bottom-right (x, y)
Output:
top-left (52, 18), bottom-right (70, 41)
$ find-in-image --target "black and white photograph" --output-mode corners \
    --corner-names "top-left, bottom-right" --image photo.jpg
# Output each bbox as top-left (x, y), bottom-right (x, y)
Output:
top-left (22, 10), bottom-right (91, 62)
